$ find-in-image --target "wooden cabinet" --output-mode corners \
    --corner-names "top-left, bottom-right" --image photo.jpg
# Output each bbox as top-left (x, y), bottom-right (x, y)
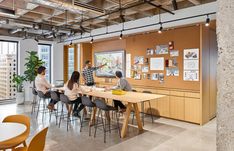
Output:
top-left (156, 96), bottom-right (170, 117)
top-left (185, 98), bottom-right (200, 124)
top-left (169, 96), bottom-right (185, 120)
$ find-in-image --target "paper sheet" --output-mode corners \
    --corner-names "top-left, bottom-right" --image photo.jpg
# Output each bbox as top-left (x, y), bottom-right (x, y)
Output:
top-left (150, 57), bottom-right (164, 70)
top-left (126, 54), bottom-right (131, 78)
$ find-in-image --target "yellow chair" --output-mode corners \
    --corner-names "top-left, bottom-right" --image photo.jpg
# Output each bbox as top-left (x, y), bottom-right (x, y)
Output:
top-left (0, 115), bottom-right (30, 150)
top-left (13, 127), bottom-right (49, 151)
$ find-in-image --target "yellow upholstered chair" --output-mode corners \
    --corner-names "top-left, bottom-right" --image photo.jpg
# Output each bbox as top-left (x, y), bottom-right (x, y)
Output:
top-left (13, 127), bottom-right (49, 151)
top-left (0, 115), bottom-right (30, 150)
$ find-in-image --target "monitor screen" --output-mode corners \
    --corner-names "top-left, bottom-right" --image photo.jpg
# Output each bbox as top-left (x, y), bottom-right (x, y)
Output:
top-left (94, 50), bottom-right (125, 77)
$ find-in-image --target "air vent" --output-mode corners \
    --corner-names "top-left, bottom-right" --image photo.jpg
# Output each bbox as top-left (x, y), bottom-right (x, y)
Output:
top-left (73, 0), bottom-right (104, 14)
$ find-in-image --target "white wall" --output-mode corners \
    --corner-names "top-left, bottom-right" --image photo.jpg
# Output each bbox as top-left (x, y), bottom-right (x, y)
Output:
top-left (0, 36), bottom-right (64, 84)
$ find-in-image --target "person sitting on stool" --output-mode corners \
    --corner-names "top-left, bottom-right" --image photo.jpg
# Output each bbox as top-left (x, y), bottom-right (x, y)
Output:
top-left (64, 71), bottom-right (88, 117)
top-left (106, 71), bottom-right (132, 112)
top-left (35, 66), bottom-right (58, 110)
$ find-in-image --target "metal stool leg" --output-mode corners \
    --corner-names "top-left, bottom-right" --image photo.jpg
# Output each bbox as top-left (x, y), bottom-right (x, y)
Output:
top-left (59, 103), bottom-right (64, 128)
top-left (116, 111), bottom-right (121, 138)
top-left (142, 102), bottom-right (145, 126)
top-left (148, 101), bottom-right (154, 123)
top-left (80, 109), bottom-right (85, 132)
top-left (94, 109), bottom-right (101, 138)
top-left (31, 95), bottom-right (37, 114)
top-left (100, 110), bottom-right (106, 143)
top-left (36, 98), bottom-right (41, 119)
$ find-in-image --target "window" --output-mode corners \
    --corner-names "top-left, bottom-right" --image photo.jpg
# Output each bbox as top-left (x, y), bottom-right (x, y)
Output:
top-left (68, 47), bottom-right (74, 78)
top-left (0, 40), bottom-right (18, 100)
top-left (38, 44), bottom-right (51, 82)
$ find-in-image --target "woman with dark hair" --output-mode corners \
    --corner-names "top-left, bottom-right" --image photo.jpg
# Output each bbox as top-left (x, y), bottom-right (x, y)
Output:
top-left (64, 71), bottom-right (85, 117)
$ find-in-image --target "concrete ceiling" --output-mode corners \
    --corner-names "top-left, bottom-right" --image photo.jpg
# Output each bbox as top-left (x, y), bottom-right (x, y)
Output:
top-left (0, 0), bottom-right (216, 41)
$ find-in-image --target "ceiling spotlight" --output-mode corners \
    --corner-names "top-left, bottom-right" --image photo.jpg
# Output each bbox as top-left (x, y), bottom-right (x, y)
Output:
top-left (33, 24), bottom-right (39, 30)
top-left (52, 33), bottom-right (56, 38)
top-left (158, 24), bottom-right (163, 34)
top-left (34, 37), bottom-right (39, 42)
top-left (69, 41), bottom-right (73, 46)
top-left (119, 31), bottom-right (123, 40)
top-left (90, 37), bottom-right (93, 44)
top-left (205, 15), bottom-right (210, 27)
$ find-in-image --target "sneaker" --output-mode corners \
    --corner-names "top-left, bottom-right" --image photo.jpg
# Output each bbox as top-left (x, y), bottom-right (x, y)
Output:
top-left (47, 104), bottom-right (54, 111)
top-left (73, 112), bottom-right (81, 118)
top-left (119, 108), bottom-right (126, 113)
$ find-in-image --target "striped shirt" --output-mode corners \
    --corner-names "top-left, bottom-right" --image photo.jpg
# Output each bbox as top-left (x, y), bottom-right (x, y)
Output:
top-left (82, 67), bottom-right (99, 85)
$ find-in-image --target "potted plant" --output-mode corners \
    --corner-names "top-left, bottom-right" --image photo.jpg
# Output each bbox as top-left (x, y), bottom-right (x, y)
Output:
top-left (24, 51), bottom-right (44, 102)
top-left (12, 74), bottom-right (26, 104)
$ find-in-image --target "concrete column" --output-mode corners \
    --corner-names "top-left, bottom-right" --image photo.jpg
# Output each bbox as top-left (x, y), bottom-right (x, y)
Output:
top-left (217, 0), bottom-right (234, 150)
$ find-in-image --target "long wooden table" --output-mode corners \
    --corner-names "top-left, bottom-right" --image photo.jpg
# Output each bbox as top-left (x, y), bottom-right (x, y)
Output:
top-left (52, 86), bottom-right (165, 138)
top-left (83, 90), bottom-right (165, 138)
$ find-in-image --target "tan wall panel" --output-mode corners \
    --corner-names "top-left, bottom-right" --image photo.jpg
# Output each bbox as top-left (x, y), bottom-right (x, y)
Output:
top-left (185, 98), bottom-right (201, 124)
top-left (156, 96), bottom-right (170, 117)
top-left (63, 45), bottom-right (68, 82)
top-left (169, 96), bottom-right (185, 120)
top-left (92, 26), bottom-right (200, 91)
top-left (184, 92), bottom-right (200, 98)
top-left (170, 91), bottom-right (185, 97)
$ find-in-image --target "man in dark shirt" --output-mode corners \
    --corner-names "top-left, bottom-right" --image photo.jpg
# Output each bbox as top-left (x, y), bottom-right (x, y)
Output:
top-left (82, 60), bottom-right (106, 86)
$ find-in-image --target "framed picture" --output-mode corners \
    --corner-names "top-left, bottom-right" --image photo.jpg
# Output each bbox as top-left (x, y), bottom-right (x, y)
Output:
top-left (142, 66), bottom-right (149, 72)
top-left (152, 73), bottom-right (159, 80)
top-left (143, 73), bottom-right (147, 79)
top-left (166, 68), bottom-right (179, 76)
top-left (147, 48), bottom-right (154, 55)
top-left (159, 73), bottom-right (164, 82)
top-left (134, 73), bottom-right (141, 80)
top-left (184, 48), bottom-right (199, 59)
top-left (134, 56), bottom-right (144, 64)
top-left (147, 74), bottom-right (151, 79)
top-left (170, 50), bottom-right (179, 57)
top-left (183, 70), bottom-right (199, 81)
top-left (156, 45), bottom-right (169, 54)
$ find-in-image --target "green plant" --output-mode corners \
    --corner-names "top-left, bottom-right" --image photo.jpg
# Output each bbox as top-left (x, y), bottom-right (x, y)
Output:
top-left (24, 51), bottom-right (44, 83)
top-left (12, 74), bottom-right (26, 92)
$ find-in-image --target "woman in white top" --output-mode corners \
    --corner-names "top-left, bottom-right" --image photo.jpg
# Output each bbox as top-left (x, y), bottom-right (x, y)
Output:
top-left (64, 71), bottom-right (84, 117)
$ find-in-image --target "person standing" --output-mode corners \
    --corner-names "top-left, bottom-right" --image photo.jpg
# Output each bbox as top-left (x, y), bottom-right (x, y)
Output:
top-left (35, 66), bottom-right (58, 110)
top-left (82, 60), bottom-right (106, 86)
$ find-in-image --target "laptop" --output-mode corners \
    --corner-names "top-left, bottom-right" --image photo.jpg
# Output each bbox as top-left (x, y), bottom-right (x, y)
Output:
top-left (54, 80), bottom-right (64, 87)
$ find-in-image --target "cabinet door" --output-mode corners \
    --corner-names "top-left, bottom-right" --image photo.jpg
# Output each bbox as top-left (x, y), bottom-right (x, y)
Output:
top-left (143, 100), bottom-right (157, 115)
top-left (156, 96), bottom-right (170, 117)
top-left (185, 98), bottom-right (201, 124)
top-left (169, 96), bottom-right (185, 120)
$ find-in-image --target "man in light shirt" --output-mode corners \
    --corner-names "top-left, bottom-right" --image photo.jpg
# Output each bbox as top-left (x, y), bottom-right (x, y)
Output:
top-left (35, 66), bottom-right (58, 110)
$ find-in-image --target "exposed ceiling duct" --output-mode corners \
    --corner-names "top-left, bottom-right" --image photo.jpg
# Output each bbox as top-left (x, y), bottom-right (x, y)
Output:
top-left (25, 0), bottom-right (105, 15)
top-left (9, 28), bottom-right (23, 34)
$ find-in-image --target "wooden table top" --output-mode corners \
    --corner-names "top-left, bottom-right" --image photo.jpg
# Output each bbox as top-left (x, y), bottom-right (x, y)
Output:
top-left (0, 123), bottom-right (26, 142)
top-left (52, 86), bottom-right (165, 103)
top-left (84, 91), bottom-right (165, 103)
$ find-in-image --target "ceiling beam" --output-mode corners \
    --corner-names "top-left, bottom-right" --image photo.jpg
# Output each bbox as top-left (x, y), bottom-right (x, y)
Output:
top-left (16, 3), bottom-right (39, 17)
top-left (187, 0), bottom-right (201, 5)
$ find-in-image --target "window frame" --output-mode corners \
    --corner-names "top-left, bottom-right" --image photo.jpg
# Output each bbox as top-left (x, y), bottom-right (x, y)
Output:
top-left (38, 43), bottom-right (52, 82)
